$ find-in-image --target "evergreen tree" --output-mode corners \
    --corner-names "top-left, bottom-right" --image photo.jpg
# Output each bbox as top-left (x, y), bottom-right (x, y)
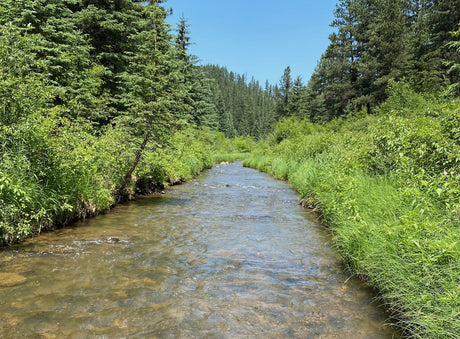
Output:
top-left (115, 2), bottom-right (185, 193)
top-left (304, 0), bottom-right (457, 121)
top-left (356, 0), bottom-right (410, 107)
top-left (288, 76), bottom-right (308, 117)
top-left (445, 24), bottom-right (460, 96)
top-left (213, 85), bottom-right (236, 137)
top-left (173, 17), bottom-right (219, 130)
top-left (276, 66), bottom-right (292, 118)
top-left (76, 0), bottom-right (148, 125)
top-left (175, 16), bottom-right (191, 62)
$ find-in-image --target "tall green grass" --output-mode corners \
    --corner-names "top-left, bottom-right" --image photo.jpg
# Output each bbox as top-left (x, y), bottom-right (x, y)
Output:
top-left (211, 132), bottom-right (257, 163)
top-left (243, 83), bottom-right (460, 338)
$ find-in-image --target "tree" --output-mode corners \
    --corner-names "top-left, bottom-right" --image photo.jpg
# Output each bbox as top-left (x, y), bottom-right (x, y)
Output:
top-left (213, 85), bottom-right (236, 137)
top-left (175, 16), bottom-right (192, 63)
top-left (276, 66), bottom-right (293, 119)
top-left (173, 18), bottom-right (221, 130)
top-left (76, 0), bottom-right (148, 125)
top-left (0, 0), bottom-right (104, 121)
top-left (116, 2), bottom-right (184, 194)
top-left (305, 0), bottom-right (428, 121)
top-left (200, 64), bottom-right (277, 139)
top-left (288, 76), bottom-right (308, 117)
top-left (445, 24), bottom-right (460, 96)
top-left (356, 0), bottom-right (410, 106)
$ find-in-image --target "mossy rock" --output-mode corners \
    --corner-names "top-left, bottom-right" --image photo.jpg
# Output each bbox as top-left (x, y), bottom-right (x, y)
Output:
top-left (0, 273), bottom-right (27, 287)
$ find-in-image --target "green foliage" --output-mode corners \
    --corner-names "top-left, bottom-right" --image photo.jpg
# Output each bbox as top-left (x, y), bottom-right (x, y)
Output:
top-left (275, 66), bottom-right (292, 119)
top-left (305, 0), bottom-right (459, 122)
top-left (244, 86), bottom-right (460, 338)
top-left (211, 132), bottom-right (256, 163)
top-left (0, 1), bottom-right (221, 244)
top-left (137, 127), bottom-right (214, 186)
top-left (445, 24), bottom-right (460, 97)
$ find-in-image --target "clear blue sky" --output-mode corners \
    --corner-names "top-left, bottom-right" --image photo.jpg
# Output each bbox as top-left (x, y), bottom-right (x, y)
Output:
top-left (166, 0), bottom-right (338, 86)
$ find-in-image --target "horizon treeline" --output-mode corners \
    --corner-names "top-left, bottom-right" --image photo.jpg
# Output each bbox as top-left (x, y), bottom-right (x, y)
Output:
top-left (200, 65), bottom-right (278, 139)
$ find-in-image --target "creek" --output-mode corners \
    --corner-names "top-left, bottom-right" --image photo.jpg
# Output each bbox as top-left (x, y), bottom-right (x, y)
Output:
top-left (0, 162), bottom-right (398, 338)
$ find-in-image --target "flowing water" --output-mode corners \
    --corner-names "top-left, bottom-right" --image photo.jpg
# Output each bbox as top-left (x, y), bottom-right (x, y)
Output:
top-left (0, 162), bottom-right (398, 338)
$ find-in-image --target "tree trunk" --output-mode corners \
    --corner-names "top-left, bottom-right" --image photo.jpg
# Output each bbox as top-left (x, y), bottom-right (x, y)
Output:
top-left (117, 115), bottom-right (153, 196)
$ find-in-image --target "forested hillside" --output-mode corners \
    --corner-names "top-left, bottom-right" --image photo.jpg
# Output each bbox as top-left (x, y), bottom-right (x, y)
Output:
top-left (200, 65), bottom-right (277, 139)
top-left (200, 65), bottom-right (312, 140)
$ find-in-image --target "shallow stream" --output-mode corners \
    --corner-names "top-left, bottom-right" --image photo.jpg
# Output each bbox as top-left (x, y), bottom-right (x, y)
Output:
top-left (0, 162), bottom-right (398, 338)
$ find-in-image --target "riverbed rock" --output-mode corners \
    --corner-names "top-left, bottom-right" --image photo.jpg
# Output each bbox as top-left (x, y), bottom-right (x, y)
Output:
top-left (0, 273), bottom-right (27, 287)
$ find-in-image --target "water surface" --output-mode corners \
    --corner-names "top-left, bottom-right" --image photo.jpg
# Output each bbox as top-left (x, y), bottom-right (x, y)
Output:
top-left (0, 162), bottom-right (397, 338)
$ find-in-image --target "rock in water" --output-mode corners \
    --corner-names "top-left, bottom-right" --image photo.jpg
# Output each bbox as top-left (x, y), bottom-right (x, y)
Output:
top-left (0, 273), bottom-right (27, 287)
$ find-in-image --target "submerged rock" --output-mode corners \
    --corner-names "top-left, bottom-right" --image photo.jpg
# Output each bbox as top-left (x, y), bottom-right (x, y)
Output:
top-left (0, 273), bottom-right (27, 287)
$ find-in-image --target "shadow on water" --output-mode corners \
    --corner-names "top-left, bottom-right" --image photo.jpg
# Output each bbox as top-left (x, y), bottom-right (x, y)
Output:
top-left (0, 162), bottom-right (400, 338)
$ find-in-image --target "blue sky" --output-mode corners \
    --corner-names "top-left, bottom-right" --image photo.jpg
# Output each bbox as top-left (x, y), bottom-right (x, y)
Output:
top-left (166, 0), bottom-right (338, 86)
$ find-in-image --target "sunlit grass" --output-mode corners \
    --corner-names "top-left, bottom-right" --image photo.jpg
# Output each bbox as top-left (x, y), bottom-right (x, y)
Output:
top-left (243, 97), bottom-right (460, 338)
top-left (211, 152), bottom-right (250, 163)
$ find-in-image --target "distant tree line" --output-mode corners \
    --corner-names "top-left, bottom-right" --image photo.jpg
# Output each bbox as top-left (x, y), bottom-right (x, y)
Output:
top-left (203, 0), bottom-right (459, 128)
top-left (200, 65), bottom-right (280, 139)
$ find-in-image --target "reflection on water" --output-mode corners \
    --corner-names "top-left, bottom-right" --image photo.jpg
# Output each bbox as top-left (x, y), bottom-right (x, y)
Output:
top-left (0, 162), bottom-right (398, 338)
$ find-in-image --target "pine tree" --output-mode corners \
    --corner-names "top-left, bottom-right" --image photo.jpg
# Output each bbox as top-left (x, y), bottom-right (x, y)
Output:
top-left (76, 0), bottom-right (148, 125)
top-left (200, 64), bottom-right (277, 139)
top-left (214, 85), bottom-right (236, 137)
top-left (173, 18), bottom-right (221, 130)
top-left (445, 24), bottom-right (460, 96)
top-left (276, 66), bottom-right (292, 118)
top-left (175, 16), bottom-right (191, 63)
top-left (306, 0), bottom-right (417, 120)
top-left (114, 2), bottom-right (186, 193)
top-left (287, 76), bottom-right (308, 117)
top-left (356, 0), bottom-right (410, 107)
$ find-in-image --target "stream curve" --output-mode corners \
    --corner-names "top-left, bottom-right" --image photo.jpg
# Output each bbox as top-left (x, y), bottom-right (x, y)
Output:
top-left (0, 162), bottom-right (397, 338)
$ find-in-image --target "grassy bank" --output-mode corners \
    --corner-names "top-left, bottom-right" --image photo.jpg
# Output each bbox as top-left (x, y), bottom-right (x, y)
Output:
top-left (243, 83), bottom-right (460, 338)
top-left (0, 123), bottom-right (217, 246)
